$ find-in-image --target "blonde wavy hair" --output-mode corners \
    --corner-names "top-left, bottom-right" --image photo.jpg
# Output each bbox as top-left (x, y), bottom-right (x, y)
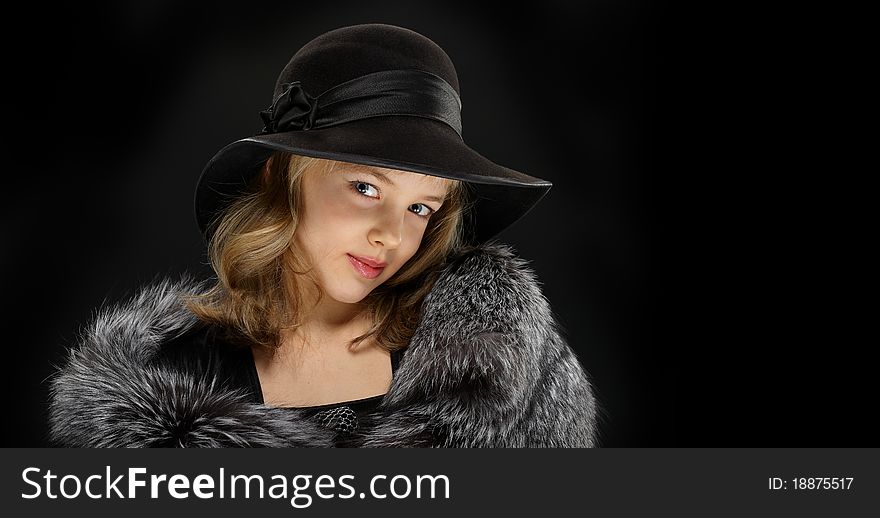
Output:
top-left (182, 151), bottom-right (472, 353)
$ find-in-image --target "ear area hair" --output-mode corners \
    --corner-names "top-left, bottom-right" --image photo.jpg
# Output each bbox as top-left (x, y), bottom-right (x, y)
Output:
top-left (261, 156), bottom-right (274, 183)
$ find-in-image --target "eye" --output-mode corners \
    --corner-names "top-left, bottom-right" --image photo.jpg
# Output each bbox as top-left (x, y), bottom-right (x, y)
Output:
top-left (350, 181), bottom-right (379, 198)
top-left (349, 180), bottom-right (437, 220)
top-left (409, 203), bottom-right (434, 218)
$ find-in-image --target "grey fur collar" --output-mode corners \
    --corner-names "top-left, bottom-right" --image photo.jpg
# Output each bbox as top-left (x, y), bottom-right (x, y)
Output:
top-left (49, 242), bottom-right (597, 447)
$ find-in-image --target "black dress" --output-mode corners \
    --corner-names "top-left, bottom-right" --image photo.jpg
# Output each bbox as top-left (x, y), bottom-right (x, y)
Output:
top-left (156, 321), bottom-right (403, 445)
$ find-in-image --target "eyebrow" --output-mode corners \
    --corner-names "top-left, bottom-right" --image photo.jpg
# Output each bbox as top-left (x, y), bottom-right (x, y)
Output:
top-left (349, 166), bottom-right (447, 203)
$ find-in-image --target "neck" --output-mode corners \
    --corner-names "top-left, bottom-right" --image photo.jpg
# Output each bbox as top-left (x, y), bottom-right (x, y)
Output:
top-left (280, 282), bottom-right (372, 354)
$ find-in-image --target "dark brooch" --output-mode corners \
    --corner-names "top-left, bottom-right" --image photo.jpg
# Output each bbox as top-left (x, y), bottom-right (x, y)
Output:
top-left (259, 81), bottom-right (319, 133)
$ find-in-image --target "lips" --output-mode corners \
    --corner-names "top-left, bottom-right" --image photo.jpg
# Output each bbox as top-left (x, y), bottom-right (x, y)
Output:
top-left (347, 254), bottom-right (385, 279)
top-left (348, 254), bottom-right (387, 268)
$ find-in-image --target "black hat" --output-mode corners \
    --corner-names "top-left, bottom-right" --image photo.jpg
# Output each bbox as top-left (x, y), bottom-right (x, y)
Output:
top-left (194, 23), bottom-right (551, 245)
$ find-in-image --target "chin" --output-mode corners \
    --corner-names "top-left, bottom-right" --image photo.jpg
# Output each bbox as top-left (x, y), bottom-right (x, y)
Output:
top-left (329, 291), bottom-right (370, 304)
top-left (319, 264), bottom-right (387, 304)
top-left (323, 280), bottom-right (373, 304)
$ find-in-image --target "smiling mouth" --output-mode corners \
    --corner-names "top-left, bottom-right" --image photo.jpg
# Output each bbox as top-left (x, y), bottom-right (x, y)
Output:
top-left (348, 254), bottom-right (385, 279)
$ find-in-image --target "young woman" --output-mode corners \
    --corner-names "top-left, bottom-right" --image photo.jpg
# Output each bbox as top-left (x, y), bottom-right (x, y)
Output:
top-left (48, 23), bottom-right (598, 447)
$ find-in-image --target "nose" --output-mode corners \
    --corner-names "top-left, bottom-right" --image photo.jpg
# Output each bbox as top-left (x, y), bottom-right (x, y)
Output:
top-left (368, 209), bottom-right (404, 249)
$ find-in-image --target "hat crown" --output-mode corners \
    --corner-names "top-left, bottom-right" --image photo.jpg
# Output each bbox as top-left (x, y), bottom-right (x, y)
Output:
top-left (273, 24), bottom-right (460, 100)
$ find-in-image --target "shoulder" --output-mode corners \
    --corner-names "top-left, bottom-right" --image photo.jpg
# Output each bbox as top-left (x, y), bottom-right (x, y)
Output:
top-left (52, 272), bottom-right (245, 402)
top-left (48, 274), bottom-right (266, 446)
top-left (365, 241), bottom-right (599, 446)
top-left (394, 240), bottom-right (559, 395)
top-left (436, 241), bottom-right (542, 295)
top-left (151, 319), bottom-right (256, 391)
top-left (150, 319), bottom-right (220, 369)
top-left (426, 240), bottom-right (549, 328)
top-left (66, 272), bottom-right (213, 363)
top-left (442, 240), bottom-right (529, 272)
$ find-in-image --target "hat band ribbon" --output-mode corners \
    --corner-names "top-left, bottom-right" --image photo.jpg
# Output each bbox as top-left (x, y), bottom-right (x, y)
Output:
top-left (258, 69), bottom-right (463, 139)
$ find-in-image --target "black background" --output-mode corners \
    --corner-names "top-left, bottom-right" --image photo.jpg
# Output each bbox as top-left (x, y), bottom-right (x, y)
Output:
top-left (1, 1), bottom-right (871, 447)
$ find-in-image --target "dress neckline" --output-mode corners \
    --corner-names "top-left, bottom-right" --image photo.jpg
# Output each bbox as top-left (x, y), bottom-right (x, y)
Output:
top-left (280, 393), bottom-right (386, 411)
top-left (242, 340), bottom-right (403, 409)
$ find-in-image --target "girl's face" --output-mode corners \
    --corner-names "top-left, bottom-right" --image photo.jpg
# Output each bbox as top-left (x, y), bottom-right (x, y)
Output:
top-left (294, 161), bottom-right (452, 305)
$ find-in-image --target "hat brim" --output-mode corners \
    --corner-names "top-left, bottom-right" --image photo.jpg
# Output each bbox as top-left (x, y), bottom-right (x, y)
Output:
top-left (195, 116), bottom-right (551, 244)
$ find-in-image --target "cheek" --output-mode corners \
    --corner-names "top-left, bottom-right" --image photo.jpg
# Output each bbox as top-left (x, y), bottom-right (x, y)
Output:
top-left (301, 192), bottom-right (360, 237)
top-left (388, 227), bottom-right (426, 269)
top-left (405, 226), bottom-right (427, 252)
